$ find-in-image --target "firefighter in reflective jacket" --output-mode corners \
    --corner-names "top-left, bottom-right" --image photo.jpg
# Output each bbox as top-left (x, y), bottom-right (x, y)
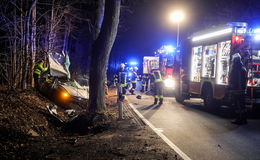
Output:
top-left (151, 69), bottom-right (164, 104)
top-left (141, 74), bottom-right (149, 92)
top-left (33, 60), bottom-right (48, 89)
top-left (129, 67), bottom-right (138, 95)
top-left (117, 63), bottom-right (128, 101)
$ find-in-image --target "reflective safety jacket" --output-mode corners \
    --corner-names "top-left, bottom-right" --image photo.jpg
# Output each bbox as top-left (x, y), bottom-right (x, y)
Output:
top-left (34, 63), bottom-right (48, 76)
top-left (131, 71), bottom-right (138, 83)
top-left (151, 70), bottom-right (163, 83)
top-left (117, 69), bottom-right (127, 87)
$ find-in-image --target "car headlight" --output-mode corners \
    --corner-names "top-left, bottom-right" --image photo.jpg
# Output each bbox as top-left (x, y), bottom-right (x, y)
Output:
top-left (164, 79), bottom-right (175, 88)
top-left (61, 91), bottom-right (70, 100)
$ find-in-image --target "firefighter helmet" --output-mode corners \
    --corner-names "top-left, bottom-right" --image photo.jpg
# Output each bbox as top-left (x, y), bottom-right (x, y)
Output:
top-left (120, 63), bottom-right (125, 68)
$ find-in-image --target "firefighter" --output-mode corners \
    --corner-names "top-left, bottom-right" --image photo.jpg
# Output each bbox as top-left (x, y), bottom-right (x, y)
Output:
top-left (141, 74), bottom-right (149, 92)
top-left (33, 60), bottom-right (48, 89)
top-left (117, 63), bottom-right (128, 101)
top-left (129, 67), bottom-right (138, 95)
top-left (151, 69), bottom-right (164, 104)
top-left (229, 53), bottom-right (248, 125)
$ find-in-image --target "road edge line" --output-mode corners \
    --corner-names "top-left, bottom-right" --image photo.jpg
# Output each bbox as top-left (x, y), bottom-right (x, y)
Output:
top-left (128, 102), bottom-right (192, 160)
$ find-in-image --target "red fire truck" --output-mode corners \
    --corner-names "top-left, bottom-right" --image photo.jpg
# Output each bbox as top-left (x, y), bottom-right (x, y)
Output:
top-left (175, 22), bottom-right (260, 109)
top-left (143, 45), bottom-right (177, 94)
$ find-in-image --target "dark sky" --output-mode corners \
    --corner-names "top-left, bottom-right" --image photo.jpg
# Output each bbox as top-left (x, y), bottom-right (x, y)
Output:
top-left (111, 0), bottom-right (202, 64)
top-left (110, 0), bottom-right (260, 66)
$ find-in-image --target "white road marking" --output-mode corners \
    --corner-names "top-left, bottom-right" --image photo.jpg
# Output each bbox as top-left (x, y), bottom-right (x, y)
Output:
top-left (128, 102), bottom-right (192, 160)
top-left (155, 128), bottom-right (164, 132)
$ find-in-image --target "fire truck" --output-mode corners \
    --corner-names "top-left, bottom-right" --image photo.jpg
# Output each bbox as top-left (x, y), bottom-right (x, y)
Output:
top-left (143, 45), bottom-right (177, 94)
top-left (175, 22), bottom-right (260, 109)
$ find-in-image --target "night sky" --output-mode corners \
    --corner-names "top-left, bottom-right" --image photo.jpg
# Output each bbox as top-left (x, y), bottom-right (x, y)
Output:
top-left (111, 0), bottom-right (203, 64)
top-left (110, 0), bottom-right (260, 67)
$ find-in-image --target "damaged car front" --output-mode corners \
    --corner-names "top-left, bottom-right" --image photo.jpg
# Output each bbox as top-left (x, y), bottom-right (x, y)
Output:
top-left (38, 52), bottom-right (89, 106)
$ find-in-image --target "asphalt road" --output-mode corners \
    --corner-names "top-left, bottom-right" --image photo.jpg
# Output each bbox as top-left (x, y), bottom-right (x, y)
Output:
top-left (127, 93), bottom-right (260, 160)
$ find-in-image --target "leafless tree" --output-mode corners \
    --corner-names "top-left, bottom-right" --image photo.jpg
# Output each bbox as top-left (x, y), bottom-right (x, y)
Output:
top-left (0, 0), bottom-right (86, 89)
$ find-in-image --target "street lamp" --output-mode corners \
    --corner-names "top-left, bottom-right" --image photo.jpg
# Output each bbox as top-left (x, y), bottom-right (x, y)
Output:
top-left (169, 10), bottom-right (185, 48)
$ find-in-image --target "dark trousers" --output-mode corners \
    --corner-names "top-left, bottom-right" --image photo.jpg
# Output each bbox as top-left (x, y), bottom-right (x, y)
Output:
top-left (232, 92), bottom-right (247, 122)
top-left (141, 80), bottom-right (149, 92)
top-left (130, 83), bottom-right (136, 92)
top-left (118, 85), bottom-right (127, 101)
top-left (154, 82), bottom-right (163, 99)
top-left (33, 73), bottom-right (40, 90)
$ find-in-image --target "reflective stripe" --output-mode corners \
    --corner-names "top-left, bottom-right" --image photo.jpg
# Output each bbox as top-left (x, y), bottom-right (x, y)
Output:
top-left (34, 63), bottom-right (47, 75)
top-left (131, 72), bottom-right (138, 82)
top-left (159, 95), bottom-right (164, 98)
top-left (119, 72), bottom-right (127, 86)
top-left (120, 84), bottom-right (127, 87)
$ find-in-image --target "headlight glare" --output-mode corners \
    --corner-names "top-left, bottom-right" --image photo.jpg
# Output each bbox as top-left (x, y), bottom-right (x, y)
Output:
top-left (164, 79), bottom-right (175, 88)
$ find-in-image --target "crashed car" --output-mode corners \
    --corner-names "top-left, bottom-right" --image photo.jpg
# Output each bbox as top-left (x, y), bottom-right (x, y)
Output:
top-left (39, 52), bottom-right (89, 106)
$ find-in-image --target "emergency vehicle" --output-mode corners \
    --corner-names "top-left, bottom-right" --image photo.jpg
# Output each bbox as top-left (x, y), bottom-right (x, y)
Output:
top-left (246, 29), bottom-right (260, 106)
top-left (175, 22), bottom-right (260, 109)
top-left (143, 45), bottom-right (177, 94)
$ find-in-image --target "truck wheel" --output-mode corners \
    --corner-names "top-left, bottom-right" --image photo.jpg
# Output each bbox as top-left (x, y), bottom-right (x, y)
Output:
top-left (203, 87), bottom-right (214, 108)
top-left (175, 95), bottom-right (185, 104)
top-left (175, 78), bottom-right (185, 104)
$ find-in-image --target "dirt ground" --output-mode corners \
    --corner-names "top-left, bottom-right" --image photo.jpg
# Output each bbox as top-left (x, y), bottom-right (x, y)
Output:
top-left (0, 88), bottom-right (182, 160)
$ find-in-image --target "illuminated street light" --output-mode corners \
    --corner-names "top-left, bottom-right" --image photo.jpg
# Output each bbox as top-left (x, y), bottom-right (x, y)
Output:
top-left (169, 10), bottom-right (185, 47)
top-left (170, 10), bottom-right (185, 23)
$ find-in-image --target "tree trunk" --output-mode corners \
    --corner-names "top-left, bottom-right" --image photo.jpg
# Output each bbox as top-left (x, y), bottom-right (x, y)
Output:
top-left (22, 0), bottom-right (34, 89)
top-left (12, 6), bottom-right (17, 89)
top-left (94, 0), bottom-right (105, 40)
top-left (20, 0), bottom-right (25, 89)
top-left (31, 0), bottom-right (37, 87)
top-left (88, 0), bottom-right (121, 112)
top-left (48, 0), bottom-right (55, 52)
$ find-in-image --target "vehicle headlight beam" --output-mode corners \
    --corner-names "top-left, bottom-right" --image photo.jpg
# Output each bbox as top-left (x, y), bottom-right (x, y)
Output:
top-left (164, 79), bottom-right (175, 88)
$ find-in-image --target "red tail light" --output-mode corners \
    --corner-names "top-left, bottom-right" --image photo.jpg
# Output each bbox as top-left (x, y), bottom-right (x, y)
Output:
top-left (248, 80), bottom-right (257, 85)
top-left (232, 35), bottom-right (244, 45)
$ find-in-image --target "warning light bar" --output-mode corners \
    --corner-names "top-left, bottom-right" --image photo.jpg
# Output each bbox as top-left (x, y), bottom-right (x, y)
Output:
top-left (192, 28), bottom-right (233, 42)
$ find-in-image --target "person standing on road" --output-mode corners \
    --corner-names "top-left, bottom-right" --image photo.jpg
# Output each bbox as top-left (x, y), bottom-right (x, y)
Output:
top-left (228, 53), bottom-right (248, 125)
top-left (129, 67), bottom-right (138, 95)
top-left (33, 60), bottom-right (48, 90)
top-left (151, 69), bottom-right (164, 104)
top-left (141, 74), bottom-right (149, 92)
top-left (117, 63), bottom-right (128, 101)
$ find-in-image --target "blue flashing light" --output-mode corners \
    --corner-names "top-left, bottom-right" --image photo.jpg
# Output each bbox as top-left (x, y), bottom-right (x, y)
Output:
top-left (130, 61), bottom-right (138, 65)
top-left (128, 72), bottom-right (132, 77)
top-left (253, 28), bottom-right (260, 33)
top-left (164, 45), bottom-right (175, 53)
top-left (254, 34), bottom-right (260, 40)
